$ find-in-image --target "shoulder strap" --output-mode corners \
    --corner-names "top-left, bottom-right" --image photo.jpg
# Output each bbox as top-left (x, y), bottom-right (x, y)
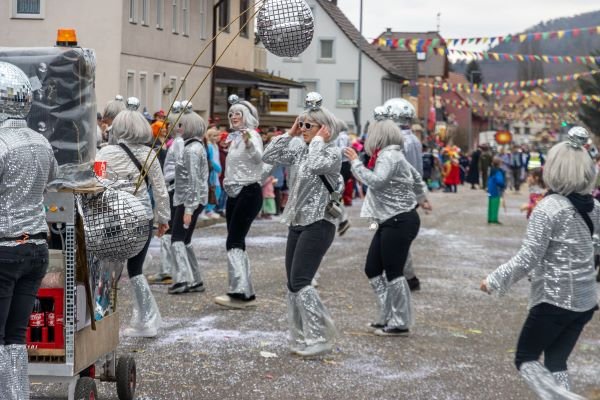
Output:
top-left (118, 143), bottom-right (150, 188)
top-left (184, 138), bottom-right (203, 147)
top-left (319, 175), bottom-right (335, 194)
top-left (580, 211), bottom-right (594, 237)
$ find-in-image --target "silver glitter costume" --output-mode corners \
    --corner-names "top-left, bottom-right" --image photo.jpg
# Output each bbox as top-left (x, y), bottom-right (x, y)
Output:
top-left (401, 129), bottom-right (423, 176)
top-left (486, 194), bottom-right (599, 312)
top-left (0, 119), bottom-right (58, 246)
top-left (287, 290), bottom-right (305, 352)
top-left (171, 242), bottom-right (194, 285)
top-left (173, 139), bottom-right (208, 214)
top-left (223, 130), bottom-right (263, 197)
top-left (553, 371), bottom-right (572, 391)
top-left (163, 136), bottom-right (184, 189)
top-left (520, 361), bottom-right (585, 400)
top-left (227, 248), bottom-right (254, 298)
top-left (295, 286), bottom-right (336, 349)
top-left (263, 134), bottom-right (343, 226)
top-left (1, 344), bottom-right (29, 400)
top-left (124, 275), bottom-right (162, 337)
top-left (351, 145), bottom-right (427, 223)
top-left (96, 144), bottom-right (170, 224)
top-left (158, 234), bottom-right (174, 277)
top-left (383, 277), bottom-right (413, 329)
top-left (369, 275), bottom-right (387, 327)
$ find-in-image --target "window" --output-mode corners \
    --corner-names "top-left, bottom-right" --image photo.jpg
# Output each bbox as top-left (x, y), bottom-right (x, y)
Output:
top-left (318, 39), bottom-right (335, 62)
top-left (239, 0), bottom-right (250, 38)
top-left (141, 0), bottom-right (149, 25)
top-left (139, 73), bottom-right (148, 109)
top-left (129, 0), bottom-right (136, 23)
top-left (153, 73), bottom-right (162, 111)
top-left (126, 72), bottom-right (135, 99)
top-left (169, 77), bottom-right (178, 104)
top-left (199, 0), bottom-right (208, 39)
top-left (217, 0), bottom-right (230, 31)
top-left (416, 52), bottom-right (427, 61)
top-left (337, 81), bottom-right (357, 107)
top-left (180, 77), bottom-right (187, 100)
top-left (156, 0), bottom-right (164, 29)
top-left (12, 0), bottom-right (44, 18)
top-left (172, 0), bottom-right (178, 33)
top-left (181, 0), bottom-right (189, 36)
top-left (298, 80), bottom-right (318, 107)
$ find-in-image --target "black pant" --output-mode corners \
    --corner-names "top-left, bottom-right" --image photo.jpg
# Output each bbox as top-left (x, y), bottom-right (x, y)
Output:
top-left (225, 183), bottom-right (263, 250)
top-left (285, 220), bottom-right (336, 292)
top-left (364, 210), bottom-right (420, 281)
top-left (515, 302), bottom-right (597, 372)
top-left (511, 168), bottom-right (521, 191)
top-left (127, 220), bottom-right (154, 278)
top-left (171, 204), bottom-right (204, 244)
top-left (165, 188), bottom-right (175, 235)
top-left (341, 161), bottom-right (352, 182)
top-left (0, 243), bottom-right (48, 345)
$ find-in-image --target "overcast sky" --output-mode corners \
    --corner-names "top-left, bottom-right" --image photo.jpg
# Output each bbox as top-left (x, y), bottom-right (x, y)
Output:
top-left (337, 0), bottom-right (599, 43)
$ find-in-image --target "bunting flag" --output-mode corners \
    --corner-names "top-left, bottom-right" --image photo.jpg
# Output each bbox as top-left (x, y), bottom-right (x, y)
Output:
top-left (447, 49), bottom-right (600, 65)
top-left (372, 25), bottom-right (600, 49)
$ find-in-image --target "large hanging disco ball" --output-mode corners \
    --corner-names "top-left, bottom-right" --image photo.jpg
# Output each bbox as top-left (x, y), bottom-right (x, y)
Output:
top-left (0, 61), bottom-right (33, 122)
top-left (257, 0), bottom-right (314, 58)
top-left (80, 189), bottom-right (150, 261)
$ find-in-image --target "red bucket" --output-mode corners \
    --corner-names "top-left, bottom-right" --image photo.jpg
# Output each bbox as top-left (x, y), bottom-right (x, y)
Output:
top-left (93, 161), bottom-right (107, 178)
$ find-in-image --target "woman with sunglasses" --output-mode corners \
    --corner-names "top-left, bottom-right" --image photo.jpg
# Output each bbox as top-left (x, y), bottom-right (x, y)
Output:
top-left (214, 95), bottom-right (264, 309)
top-left (344, 107), bottom-right (431, 337)
top-left (263, 92), bottom-right (342, 357)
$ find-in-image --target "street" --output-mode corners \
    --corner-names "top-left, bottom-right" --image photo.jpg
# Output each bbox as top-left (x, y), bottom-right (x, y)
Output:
top-left (32, 187), bottom-right (600, 400)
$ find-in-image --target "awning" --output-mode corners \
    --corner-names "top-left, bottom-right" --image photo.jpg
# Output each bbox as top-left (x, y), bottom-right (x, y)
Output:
top-left (215, 66), bottom-right (305, 90)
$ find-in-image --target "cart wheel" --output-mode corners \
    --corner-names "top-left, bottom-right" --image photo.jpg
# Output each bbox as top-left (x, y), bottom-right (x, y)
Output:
top-left (75, 377), bottom-right (98, 400)
top-left (116, 355), bottom-right (136, 400)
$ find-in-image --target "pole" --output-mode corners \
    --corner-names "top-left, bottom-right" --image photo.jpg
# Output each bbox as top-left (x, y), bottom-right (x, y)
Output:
top-left (210, 0), bottom-right (226, 119)
top-left (356, 0), bottom-right (363, 135)
top-left (468, 71), bottom-right (473, 151)
top-left (423, 71), bottom-right (429, 136)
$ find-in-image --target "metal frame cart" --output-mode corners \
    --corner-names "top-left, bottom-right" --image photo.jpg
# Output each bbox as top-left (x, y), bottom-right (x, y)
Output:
top-left (29, 189), bottom-right (137, 400)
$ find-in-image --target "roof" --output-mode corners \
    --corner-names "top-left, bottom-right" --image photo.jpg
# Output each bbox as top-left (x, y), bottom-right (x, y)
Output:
top-left (215, 66), bottom-right (305, 89)
top-left (315, 0), bottom-right (406, 80)
top-left (375, 30), bottom-right (449, 78)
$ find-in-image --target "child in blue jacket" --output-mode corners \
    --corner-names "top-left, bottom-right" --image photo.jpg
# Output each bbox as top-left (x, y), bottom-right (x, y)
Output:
top-left (487, 157), bottom-right (505, 224)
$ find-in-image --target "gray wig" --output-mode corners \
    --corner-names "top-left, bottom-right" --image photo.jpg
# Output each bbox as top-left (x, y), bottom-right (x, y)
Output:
top-left (111, 110), bottom-right (152, 144)
top-left (179, 111), bottom-right (207, 140)
top-left (228, 101), bottom-right (259, 130)
top-left (543, 141), bottom-right (596, 195)
top-left (364, 120), bottom-right (405, 156)
top-left (298, 106), bottom-right (339, 142)
top-left (103, 99), bottom-right (126, 121)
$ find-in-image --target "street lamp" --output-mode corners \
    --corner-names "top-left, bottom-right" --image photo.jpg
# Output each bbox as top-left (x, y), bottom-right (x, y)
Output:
top-left (467, 70), bottom-right (481, 151)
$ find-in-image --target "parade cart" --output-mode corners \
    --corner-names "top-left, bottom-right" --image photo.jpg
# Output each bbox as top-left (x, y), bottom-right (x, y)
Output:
top-left (1, 33), bottom-right (138, 400)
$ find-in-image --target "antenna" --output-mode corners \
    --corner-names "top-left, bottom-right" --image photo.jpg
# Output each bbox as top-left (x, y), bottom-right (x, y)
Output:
top-left (436, 12), bottom-right (441, 32)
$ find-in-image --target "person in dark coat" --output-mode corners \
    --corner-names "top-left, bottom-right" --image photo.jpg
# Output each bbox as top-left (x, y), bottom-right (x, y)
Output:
top-left (466, 147), bottom-right (481, 189)
top-left (479, 144), bottom-right (493, 190)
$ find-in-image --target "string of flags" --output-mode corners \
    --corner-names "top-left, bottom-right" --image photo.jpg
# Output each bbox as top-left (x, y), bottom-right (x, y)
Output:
top-left (447, 50), bottom-right (600, 65)
top-left (373, 25), bottom-right (600, 50)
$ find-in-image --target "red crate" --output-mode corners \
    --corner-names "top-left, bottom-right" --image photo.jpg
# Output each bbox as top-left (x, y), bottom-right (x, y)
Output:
top-left (26, 288), bottom-right (64, 350)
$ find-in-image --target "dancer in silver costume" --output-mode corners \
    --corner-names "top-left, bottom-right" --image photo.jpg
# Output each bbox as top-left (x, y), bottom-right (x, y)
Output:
top-left (214, 95), bottom-right (264, 309)
top-left (263, 92), bottom-right (341, 357)
top-left (481, 127), bottom-right (598, 400)
top-left (345, 109), bottom-right (431, 336)
top-left (0, 62), bottom-right (58, 400)
top-left (167, 105), bottom-right (209, 294)
top-left (96, 100), bottom-right (170, 337)
top-left (383, 98), bottom-right (423, 291)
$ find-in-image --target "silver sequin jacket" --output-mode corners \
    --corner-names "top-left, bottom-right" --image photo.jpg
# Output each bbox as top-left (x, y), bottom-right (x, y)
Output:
top-left (96, 143), bottom-right (170, 224)
top-left (263, 134), bottom-right (342, 226)
top-left (351, 145), bottom-right (427, 223)
top-left (486, 194), bottom-right (599, 312)
top-left (0, 120), bottom-right (58, 244)
top-left (173, 139), bottom-right (209, 214)
top-left (223, 130), bottom-right (263, 197)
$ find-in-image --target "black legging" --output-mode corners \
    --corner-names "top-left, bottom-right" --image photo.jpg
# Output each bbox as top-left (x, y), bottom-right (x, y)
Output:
top-left (225, 183), bottom-right (263, 250)
top-left (515, 302), bottom-right (597, 372)
top-left (0, 243), bottom-right (48, 345)
top-left (127, 219), bottom-right (154, 278)
top-left (285, 220), bottom-right (336, 292)
top-left (364, 210), bottom-right (420, 281)
top-left (171, 204), bottom-right (204, 244)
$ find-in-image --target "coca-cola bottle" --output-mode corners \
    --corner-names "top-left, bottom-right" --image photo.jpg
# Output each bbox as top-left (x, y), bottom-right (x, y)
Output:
top-left (46, 299), bottom-right (55, 343)
top-left (29, 297), bottom-right (45, 343)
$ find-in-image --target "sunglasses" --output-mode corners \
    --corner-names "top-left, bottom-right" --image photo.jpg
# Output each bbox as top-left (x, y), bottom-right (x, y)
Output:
top-left (298, 121), bottom-right (320, 130)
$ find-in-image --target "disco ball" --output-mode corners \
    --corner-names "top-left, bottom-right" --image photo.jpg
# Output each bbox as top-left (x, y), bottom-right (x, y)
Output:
top-left (80, 189), bottom-right (151, 261)
top-left (304, 92), bottom-right (322, 110)
top-left (0, 61), bottom-right (33, 122)
top-left (126, 97), bottom-right (140, 111)
top-left (383, 98), bottom-right (415, 124)
top-left (257, 0), bottom-right (314, 58)
top-left (373, 106), bottom-right (389, 121)
top-left (567, 126), bottom-right (589, 148)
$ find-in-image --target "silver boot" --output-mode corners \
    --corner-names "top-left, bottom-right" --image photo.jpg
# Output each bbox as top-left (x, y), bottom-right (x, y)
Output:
top-left (159, 234), bottom-right (174, 278)
top-left (124, 275), bottom-right (162, 338)
top-left (168, 241), bottom-right (194, 294)
top-left (295, 286), bottom-right (336, 357)
top-left (186, 244), bottom-right (205, 292)
top-left (6, 344), bottom-right (29, 400)
top-left (375, 276), bottom-right (413, 336)
top-left (287, 290), bottom-right (305, 353)
top-left (553, 371), bottom-right (572, 391)
top-left (0, 345), bottom-right (17, 400)
top-left (519, 361), bottom-right (585, 400)
top-left (368, 275), bottom-right (387, 330)
top-left (215, 249), bottom-right (256, 308)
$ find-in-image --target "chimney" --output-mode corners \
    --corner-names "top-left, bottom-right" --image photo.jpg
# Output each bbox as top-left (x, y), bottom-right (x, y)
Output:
top-left (385, 27), bottom-right (392, 35)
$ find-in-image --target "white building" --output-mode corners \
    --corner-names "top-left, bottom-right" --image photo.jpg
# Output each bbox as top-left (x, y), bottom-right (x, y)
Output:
top-left (265, 0), bottom-right (407, 134)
